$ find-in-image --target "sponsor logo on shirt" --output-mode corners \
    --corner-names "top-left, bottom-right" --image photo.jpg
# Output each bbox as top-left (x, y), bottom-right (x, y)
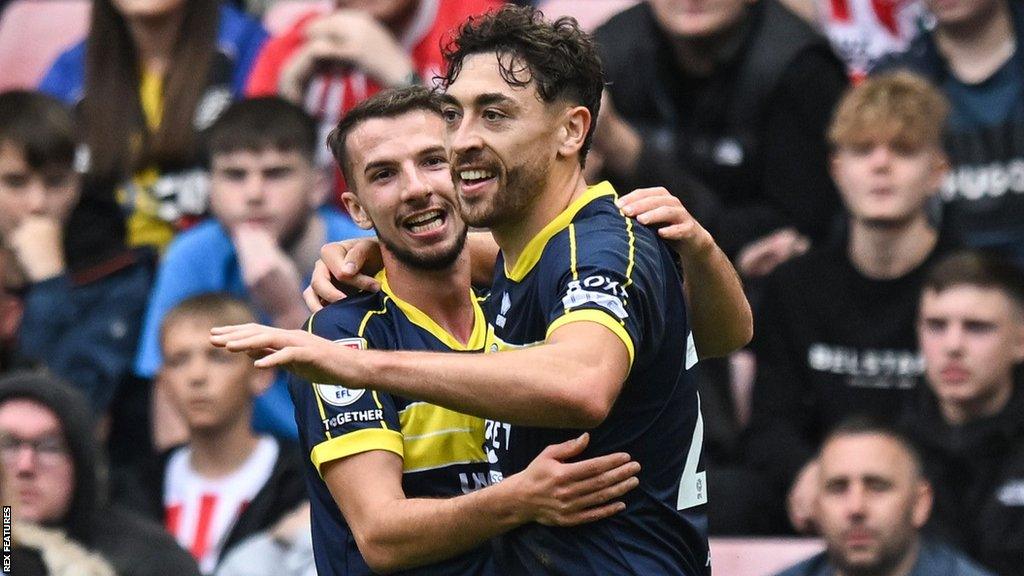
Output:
top-left (322, 409), bottom-right (384, 431)
top-left (315, 338), bottom-right (367, 406)
top-left (997, 479), bottom-right (1024, 506)
top-left (562, 275), bottom-right (629, 319)
top-left (807, 343), bottom-right (923, 388)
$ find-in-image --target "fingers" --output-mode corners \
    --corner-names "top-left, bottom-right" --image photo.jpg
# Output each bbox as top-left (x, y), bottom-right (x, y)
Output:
top-left (254, 347), bottom-right (299, 369)
top-left (570, 472), bottom-right (640, 511)
top-left (562, 450), bottom-right (632, 482)
top-left (209, 324), bottom-right (293, 352)
top-left (538, 433), bottom-right (589, 461)
top-left (556, 501), bottom-right (627, 526)
top-left (616, 187), bottom-right (674, 212)
top-left (309, 260), bottom-right (347, 305)
top-left (564, 455), bottom-right (640, 489)
top-left (303, 285), bottom-right (325, 313)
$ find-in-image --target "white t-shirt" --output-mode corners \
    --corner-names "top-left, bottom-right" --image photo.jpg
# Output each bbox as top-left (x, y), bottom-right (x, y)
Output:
top-left (163, 436), bottom-right (278, 574)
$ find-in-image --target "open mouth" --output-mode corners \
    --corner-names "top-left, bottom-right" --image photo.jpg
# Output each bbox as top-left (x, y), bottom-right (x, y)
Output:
top-left (458, 167), bottom-right (498, 194)
top-left (403, 208), bottom-right (447, 235)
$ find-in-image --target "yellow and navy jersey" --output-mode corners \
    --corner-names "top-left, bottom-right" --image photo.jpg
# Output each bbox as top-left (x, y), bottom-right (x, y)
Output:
top-left (484, 182), bottom-right (710, 575)
top-left (290, 272), bottom-right (497, 576)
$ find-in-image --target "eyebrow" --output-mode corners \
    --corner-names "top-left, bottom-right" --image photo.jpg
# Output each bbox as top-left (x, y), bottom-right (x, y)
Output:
top-left (361, 145), bottom-right (448, 175)
top-left (441, 92), bottom-right (519, 110)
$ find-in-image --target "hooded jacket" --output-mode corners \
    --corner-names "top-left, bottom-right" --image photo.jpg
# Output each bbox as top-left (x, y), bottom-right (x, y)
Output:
top-left (0, 371), bottom-right (201, 576)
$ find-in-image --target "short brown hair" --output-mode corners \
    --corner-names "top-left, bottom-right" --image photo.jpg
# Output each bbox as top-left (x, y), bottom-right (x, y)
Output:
top-left (828, 71), bottom-right (949, 150)
top-left (159, 293), bottom-right (257, 349)
top-left (0, 90), bottom-right (77, 170)
top-left (327, 86), bottom-right (445, 190)
top-left (922, 250), bottom-right (1024, 311)
top-left (207, 97), bottom-right (319, 162)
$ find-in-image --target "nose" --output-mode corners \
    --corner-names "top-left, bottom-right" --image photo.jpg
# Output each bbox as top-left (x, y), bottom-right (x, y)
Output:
top-left (868, 145), bottom-right (893, 171)
top-left (242, 173), bottom-right (266, 205)
top-left (24, 181), bottom-right (49, 214)
top-left (401, 163), bottom-right (432, 204)
top-left (12, 444), bottom-right (38, 474)
top-left (450, 116), bottom-right (483, 159)
top-left (844, 483), bottom-right (868, 518)
top-left (942, 323), bottom-right (966, 354)
top-left (184, 355), bottom-right (208, 388)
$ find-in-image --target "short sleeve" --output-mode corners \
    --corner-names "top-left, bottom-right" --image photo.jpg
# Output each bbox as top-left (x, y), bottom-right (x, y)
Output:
top-left (543, 220), bottom-right (662, 369)
top-left (292, 310), bottom-right (403, 476)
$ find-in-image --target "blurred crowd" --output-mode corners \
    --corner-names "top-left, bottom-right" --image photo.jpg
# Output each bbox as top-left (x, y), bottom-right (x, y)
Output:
top-left (0, 0), bottom-right (1021, 575)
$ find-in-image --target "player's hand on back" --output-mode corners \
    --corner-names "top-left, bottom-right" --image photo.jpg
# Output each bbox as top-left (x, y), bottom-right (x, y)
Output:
top-left (306, 237), bottom-right (384, 312)
top-left (616, 187), bottom-right (715, 260)
top-left (503, 433), bottom-right (640, 527)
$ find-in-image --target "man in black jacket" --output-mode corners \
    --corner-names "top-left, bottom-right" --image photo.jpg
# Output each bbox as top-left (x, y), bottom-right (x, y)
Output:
top-left (0, 370), bottom-right (201, 576)
top-left (901, 250), bottom-right (1024, 576)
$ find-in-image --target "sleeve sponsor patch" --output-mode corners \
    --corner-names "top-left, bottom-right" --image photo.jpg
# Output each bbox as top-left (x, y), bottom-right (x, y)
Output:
top-left (561, 275), bottom-right (629, 320)
top-left (314, 337), bottom-right (367, 406)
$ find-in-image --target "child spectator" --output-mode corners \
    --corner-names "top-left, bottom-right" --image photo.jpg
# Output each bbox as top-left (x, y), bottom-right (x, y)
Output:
top-left (902, 251), bottom-right (1024, 576)
top-left (134, 97), bottom-right (372, 440)
top-left (747, 72), bottom-right (957, 533)
top-left (39, 0), bottom-right (267, 251)
top-left (0, 90), bottom-right (152, 414)
top-left (150, 294), bottom-right (305, 574)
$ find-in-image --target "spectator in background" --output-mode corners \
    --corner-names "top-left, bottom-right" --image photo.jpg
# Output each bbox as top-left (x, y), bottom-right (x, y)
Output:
top-left (748, 72), bottom-right (957, 534)
top-left (39, 0), bottom-right (267, 251)
top-left (134, 97), bottom-right (371, 440)
top-left (593, 0), bottom-right (847, 274)
top-left (774, 418), bottom-right (993, 576)
top-left (901, 251), bottom-right (1024, 576)
top-left (877, 0), bottom-right (1024, 262)
top-left (144, 295), bottom-right (305, 574)
top-left (245, 0), bottom-right (501, 192)
top-left (781, 0), bottom-right (926, 81)
top-left (0, 91), bottom-right (152, 415)
top-left (0, 370), bottom-right (201, 576)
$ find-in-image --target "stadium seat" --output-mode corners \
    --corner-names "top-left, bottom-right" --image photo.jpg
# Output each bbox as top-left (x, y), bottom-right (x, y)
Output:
top-left (709, 538), bottom-right (825, 576)
top-left (0, 0), bottom-right (90, 91)
top-left (262, 0), bottom-right (329, 36)
top-left (537, 0), bottom-right (640, 31)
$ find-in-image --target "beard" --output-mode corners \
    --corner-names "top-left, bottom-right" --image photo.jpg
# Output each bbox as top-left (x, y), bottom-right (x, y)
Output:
top-left (378, 221), bottom-right (469, 272)
top-left (457, 151), bottom-right (550, 230)
top-left (828, 530), bottom-right (916, 576)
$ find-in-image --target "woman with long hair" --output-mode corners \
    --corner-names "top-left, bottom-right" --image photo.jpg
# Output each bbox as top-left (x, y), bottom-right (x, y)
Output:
top-left (40, 0), bottom-right (267, 250)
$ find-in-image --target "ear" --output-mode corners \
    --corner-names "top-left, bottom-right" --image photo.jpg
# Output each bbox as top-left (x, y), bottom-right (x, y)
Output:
top-left (340, 191), bottom-right (374, 230)
top-left (557, 105), bottom-right (591, 159)
top-left (911, 480), bottom-right (933, 529)
top-left (828, 151), bottom-right (842, 185)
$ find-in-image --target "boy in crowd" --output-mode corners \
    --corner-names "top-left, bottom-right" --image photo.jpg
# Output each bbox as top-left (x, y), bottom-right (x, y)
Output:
top-left (747, 72), bottom-right (958, 532)
top-left (135, 97), bottom-right (372, 440)
top-left (774, 419), bottom-right (992, 576)
top-left (0, 90), bottom-right (152, 413)
top-left (151, 294), bottom-right (305, 574)
top-left (902, 251), bottom-right (1024, 576)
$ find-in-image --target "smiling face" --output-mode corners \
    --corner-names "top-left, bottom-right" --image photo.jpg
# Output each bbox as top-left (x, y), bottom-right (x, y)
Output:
top-left (831, 138), bottom-right (947, 227)
top-left (342, 110), bottom-right (467, 271)
top-left (816, 433), bottom-right (931, 575)
top-left (442, 53), bottom-right (567, 229)
top-left (918, 285), bottom-right (1024, 422)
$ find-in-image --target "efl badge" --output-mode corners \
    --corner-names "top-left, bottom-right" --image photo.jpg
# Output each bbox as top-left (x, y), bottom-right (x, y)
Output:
top-left (315, 338), bottom-right (367, 406)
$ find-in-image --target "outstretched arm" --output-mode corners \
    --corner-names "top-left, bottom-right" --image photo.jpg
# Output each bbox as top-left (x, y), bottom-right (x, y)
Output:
top-left (212, 320), bottom-right (629, 429)
top-left (327, 434), bottom-right (637, 573)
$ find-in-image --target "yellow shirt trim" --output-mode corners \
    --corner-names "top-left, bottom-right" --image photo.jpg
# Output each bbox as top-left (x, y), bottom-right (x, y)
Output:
top-left (398, 403), bottom-right (486, 472)
top-left (310, 427), bottom-right (405, 477)
top-left (505, 181), bottom-right (617, 282)
top-left (547, 308), bottom-right (635, 368)
top-left (376, 271), bottom-right (487, 351)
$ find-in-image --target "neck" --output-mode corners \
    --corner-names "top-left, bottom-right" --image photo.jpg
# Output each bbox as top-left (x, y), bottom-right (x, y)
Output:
top-left (847, 215), bottom-right (938, 280)
top-left (669, 15), bottom-right (749, 76)
top-left (492, 166), bottom-right (588, 273)
top-left (941, 379), bottom-right (1014, 425)
top-left (381, 250), bottom-right (476, 345)
top-left (837, 538), bottom-right (921, 576)
top-left (188, 416), bottom-right (261, 478)
top-left (287, 215), bottom-right (325, 279)
top-left (126, 10), bottom-right (186, 76)
top-left (934, 1), bottom-right (1016, 83)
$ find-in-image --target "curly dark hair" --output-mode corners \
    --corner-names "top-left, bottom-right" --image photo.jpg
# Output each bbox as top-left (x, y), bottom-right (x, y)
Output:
top-left (440, 5), bottom-right (604, 167)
